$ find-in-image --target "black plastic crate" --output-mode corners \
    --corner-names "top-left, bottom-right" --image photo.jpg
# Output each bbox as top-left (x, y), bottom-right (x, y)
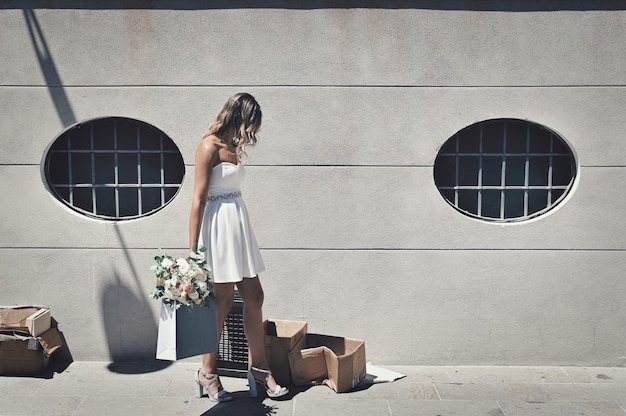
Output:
top-left (217, 290), bottom-right (248, 377)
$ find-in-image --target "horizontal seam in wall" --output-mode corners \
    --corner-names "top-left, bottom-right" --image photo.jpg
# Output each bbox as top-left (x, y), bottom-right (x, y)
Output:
top-left (3, 247), bottom-right (626, 252)
top-left (187, 164), bottom-right (435, 168)
top-left (262, 248), bottom-right (626, 252)
top-left (3, 163), bottom-right (624, 168)
top-left (184, 164), bottom-right (624, 168)
top-left (2, 84), bottom-right (626, 89)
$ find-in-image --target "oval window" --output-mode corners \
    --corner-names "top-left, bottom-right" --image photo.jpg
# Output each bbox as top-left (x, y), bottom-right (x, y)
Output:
top-left (44, 117), bottom-right (185, 220)
top-left (434, 119), bottom-right (577, 223)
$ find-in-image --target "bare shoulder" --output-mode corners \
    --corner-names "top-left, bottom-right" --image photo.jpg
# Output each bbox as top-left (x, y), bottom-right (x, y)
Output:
top-left (196, 135), bottom-right (221, 164)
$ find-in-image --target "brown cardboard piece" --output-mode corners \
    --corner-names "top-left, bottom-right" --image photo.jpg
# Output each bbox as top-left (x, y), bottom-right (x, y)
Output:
top-left (288, 333), bottom-right (367, 393)
top-left (0, 306), bottom-right (63, 375)
top-left (288, 345), bottom-right (327, 385)
top-left (263, 319), bottom-right (307, 385)
top-left (27, 308), bottom-right (51, 337)
top-left (0, 307), bottom-right (42, 332)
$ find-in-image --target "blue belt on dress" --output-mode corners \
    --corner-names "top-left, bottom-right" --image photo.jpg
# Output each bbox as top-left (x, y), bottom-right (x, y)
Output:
top-left (208, 190), bottom-right (242, 201)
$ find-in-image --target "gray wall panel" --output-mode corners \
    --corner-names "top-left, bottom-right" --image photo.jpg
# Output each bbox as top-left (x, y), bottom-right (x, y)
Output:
top-left (1, 248), bottom-right (623, 365)
top-left (3, 87), bottom-right (626, 166)
top-left (2, 165), bottom-right (625, 250)
top-left (260, 249), bottom-right (626, 365)
top-left (2, 9), bottom-right (626, 86)
top-left (245, 165), bottom-right (626, 250)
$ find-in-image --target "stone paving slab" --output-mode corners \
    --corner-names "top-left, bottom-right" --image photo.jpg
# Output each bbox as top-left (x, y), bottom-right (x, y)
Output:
top-left (73, 396), bottom-right (192, 416)
top-left (383, 365), bottom-right (451, 383)
top-left (435, 382), bottom-right (553, 402)
top-left (35, 376), bottom-right (172, 397)
top-left (446, 366), bottom-right (574, 383)
top-left (0, 376), bottom-right (44, 396)
top-left (0, 395), bottom-right (86, 416)
top-left (1, 362), bottom-right (626, 416)
top-left (293, 398), bottom-right (391, 416)
top-left (539, 383), bottom-right (626, 402)
top-left (565, 367), bottom-right (626, 384)
top-left (498, 401), bottom-right (626, 416)
top-left (389, 400), bottom-right (505, 416)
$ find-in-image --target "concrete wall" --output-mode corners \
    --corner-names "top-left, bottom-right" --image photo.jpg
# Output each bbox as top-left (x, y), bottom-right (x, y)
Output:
top-left (1, 2), bottom-right (626, 365)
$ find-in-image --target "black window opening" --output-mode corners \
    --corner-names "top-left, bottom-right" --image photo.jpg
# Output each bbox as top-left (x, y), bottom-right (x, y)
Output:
top-left (44, 117), bottom-right (185, 220)
top-left (434, 119), bottom-right (577, 223)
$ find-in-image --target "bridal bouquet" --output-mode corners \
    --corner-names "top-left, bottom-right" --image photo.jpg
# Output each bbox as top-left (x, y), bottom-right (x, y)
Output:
top-left (150, 247), bottom-right (215, 308)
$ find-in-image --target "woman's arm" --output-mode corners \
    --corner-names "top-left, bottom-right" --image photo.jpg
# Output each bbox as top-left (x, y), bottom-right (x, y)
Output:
top-left (189, 137), bottom-right (220, 253)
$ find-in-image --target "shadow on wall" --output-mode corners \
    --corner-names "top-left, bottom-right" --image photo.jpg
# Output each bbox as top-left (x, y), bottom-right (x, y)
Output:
top-left (101, 273), bottom-right (159, 363)
top-left (100, 225), bottom-right (172, 372)
top-left (23, 8), bottom-right (76, 127)
top-left (23, 10), bottom-right (169, 370)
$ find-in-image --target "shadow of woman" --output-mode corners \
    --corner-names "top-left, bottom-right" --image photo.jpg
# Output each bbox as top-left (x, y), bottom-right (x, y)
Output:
top-left (201, 398), bottom-right (279, 416)
top-left (199, 385), bottom-right (311, 416)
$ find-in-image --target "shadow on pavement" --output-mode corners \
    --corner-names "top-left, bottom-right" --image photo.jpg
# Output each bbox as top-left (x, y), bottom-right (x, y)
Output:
top-left (200, 385), bottom-right (315, 416)
top-left (106, 360), bottom-right (172, 374)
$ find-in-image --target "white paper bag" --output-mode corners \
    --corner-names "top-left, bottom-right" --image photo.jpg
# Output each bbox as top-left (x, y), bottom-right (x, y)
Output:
top-left (156, 301), bottom-right (218, 361)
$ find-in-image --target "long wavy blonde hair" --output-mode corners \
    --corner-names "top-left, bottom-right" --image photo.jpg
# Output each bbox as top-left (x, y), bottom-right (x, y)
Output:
top-left (203, 93), bottom-right (262, 162)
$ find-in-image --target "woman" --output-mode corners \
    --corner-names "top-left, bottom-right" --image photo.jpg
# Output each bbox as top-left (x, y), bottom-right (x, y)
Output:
top-left (189, 93), bottom-right (288, 402)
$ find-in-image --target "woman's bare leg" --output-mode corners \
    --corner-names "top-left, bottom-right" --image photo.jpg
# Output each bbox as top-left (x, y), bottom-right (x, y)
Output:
top-left (236, 277), bottom-right (286, 393)
top-left (199, 282), bottom-right (234, 397)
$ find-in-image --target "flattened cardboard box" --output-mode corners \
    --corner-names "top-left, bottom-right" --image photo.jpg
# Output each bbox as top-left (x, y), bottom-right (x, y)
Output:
top-left (0, 327), bottom-right (63, 375)
top-left (263, 319), bottom-right (307, 385)
top-left (0, 306), bottom-right (44, 333)
top-left (0, 306), bottom-right (62, 375)
top-left (288, 333), bottom-right (366, 393)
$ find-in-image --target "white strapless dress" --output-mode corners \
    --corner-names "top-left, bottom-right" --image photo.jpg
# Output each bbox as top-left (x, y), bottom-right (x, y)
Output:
top-left (198, 162), bottom-right (265, 283)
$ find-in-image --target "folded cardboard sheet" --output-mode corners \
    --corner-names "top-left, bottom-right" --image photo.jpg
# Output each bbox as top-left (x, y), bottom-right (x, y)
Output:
top-left (0, 306), bottom-right (44, 332)
top-left (263, 319), bottom-right (307, 385)
top-left (26, 308), bottom-right (51, 337)
top-left (0, 306), bottom-right (62, 375)
top-left (288, 333), bottom-right (366, 393)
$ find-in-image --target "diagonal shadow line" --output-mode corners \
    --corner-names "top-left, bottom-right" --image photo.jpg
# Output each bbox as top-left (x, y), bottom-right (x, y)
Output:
top-left (23, 8), bottom-right (76, 126)
top-left (22, 9), bottom-right (163, 368)
top-left (112, 223), bottom-right (150, 308)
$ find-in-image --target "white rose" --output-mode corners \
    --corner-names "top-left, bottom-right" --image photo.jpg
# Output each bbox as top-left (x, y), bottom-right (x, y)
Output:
top-left (161, 258), bottom-right (174, 269)
top-left (176, 258), bottom-right (190, 274)
top-left (190, 268), bottom-right (207, 282)
top-left (189, 291), bottom-right (199, 300)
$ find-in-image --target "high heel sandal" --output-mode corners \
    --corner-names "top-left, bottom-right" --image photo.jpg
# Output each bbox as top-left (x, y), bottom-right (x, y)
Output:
top-left (194, 369), bottom-right (233, 402)
top-left (247, 366), bottom-right (289, 399)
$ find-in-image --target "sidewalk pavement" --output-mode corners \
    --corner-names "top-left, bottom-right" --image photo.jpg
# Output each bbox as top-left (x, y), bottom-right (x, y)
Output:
top-left (1, 361), bottom-right (626, 416)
